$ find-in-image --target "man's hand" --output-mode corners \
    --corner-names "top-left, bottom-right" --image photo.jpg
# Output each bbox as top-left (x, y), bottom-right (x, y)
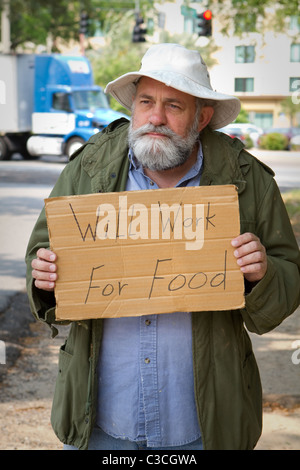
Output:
top-left (231, 233), bottom-right (267, 283)
top-left (31, 248), bottom-right (57, 292)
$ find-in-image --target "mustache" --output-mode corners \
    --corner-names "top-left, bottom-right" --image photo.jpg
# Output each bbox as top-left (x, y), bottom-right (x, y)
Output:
top-left (130, 123), bottom-right (179, 140)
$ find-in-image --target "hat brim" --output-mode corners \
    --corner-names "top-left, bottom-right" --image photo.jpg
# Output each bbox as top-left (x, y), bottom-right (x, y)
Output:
top-left (105, 71), bottom-right (241, 130)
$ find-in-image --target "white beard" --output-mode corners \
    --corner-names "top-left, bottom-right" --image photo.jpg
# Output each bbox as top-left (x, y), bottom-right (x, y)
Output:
top-left (128, 119), bottom-right (200, 171)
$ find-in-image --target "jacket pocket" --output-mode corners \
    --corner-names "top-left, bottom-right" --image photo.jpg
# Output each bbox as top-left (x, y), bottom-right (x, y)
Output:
top-left (58, 342), bottom-right (72, 375)
top-left (51, 342), bottom-right (90, 444)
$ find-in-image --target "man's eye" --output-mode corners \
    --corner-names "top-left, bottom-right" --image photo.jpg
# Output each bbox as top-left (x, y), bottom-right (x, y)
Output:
top-left (169, 103), bottom-right (181, 110)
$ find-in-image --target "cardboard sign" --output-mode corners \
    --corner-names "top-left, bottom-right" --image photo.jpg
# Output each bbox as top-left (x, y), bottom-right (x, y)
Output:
top-left (45, 185), bottom-right (245, 321)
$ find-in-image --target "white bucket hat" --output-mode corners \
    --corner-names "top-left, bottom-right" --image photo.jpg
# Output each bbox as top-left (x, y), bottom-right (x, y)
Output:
top-left (105, 43), bottom-right (241, 130)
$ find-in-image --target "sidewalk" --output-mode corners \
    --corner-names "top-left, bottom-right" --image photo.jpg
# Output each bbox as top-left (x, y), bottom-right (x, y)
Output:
top-left (251, 306), bottom-right (300, 450)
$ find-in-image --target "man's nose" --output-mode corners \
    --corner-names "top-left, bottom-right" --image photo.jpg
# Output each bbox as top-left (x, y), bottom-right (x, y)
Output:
top-left (148, 104), bottom-right (167, 127)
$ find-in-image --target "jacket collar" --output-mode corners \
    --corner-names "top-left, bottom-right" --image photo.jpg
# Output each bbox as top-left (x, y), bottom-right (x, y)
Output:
top-left (200, 126), bottom-right (247, 194)
top-left (80, 120), bottom-right (248, 195)
top-left (81, 119), bottom-right (130, 193)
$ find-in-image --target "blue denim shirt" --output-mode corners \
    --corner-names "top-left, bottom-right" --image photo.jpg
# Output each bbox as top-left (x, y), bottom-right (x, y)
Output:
top-left (96, 144), bottom-right (203, 447)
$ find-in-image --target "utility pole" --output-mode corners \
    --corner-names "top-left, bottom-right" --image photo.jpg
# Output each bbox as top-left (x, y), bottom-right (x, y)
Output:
top-left (1, 0), bottom-right (11, 53)
top-left (135, 0), bottom-right (140, 15)
top-left (79, 11), bottom-right (89, 56)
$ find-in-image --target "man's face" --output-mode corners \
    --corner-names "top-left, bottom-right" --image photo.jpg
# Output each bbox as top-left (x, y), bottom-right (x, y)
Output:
top-left (128, 77), bottom-right (202, 171)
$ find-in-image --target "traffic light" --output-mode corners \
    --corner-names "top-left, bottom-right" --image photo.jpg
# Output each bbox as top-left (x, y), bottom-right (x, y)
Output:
top-left (132, 16), bottom-right (147, 43)
top-left (80, 12), bottom-right (89, 36)
top-left (197, 9), bottom-right (212, 37)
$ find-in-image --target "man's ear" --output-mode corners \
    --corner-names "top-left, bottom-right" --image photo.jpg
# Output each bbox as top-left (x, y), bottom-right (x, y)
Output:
top-left (198, 106), bottom-right (214, 132)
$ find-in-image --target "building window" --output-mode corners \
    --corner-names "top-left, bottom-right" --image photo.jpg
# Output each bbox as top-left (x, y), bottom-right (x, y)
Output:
top-left (290, 44), bottom-right (300, 62)
top-left (254, 113), bottom-right (273, 129)
top-left (289, 77), bottom-right (300, 92)
top-left (290, 16), bottom-right (300, 32)
top-left (235, 46), bottom-right (255, 63)
top-left (184, 16), bottom-right (194, 34)
top-left (157, 12), bottom-right (166, 29)
top-left (235, 78), bottom-right (254, 92)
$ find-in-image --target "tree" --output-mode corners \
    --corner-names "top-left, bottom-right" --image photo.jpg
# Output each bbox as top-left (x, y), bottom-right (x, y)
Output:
top-left (280, 97), bottom-right (300, 127)
top-left (1, 0), bottom-right (298, 51)
top-left (234, 107), bottom-right (249, 123)
top-left (211, 0), bottom-right (300, 37)
top-left (89, 11), bottom-right (147, 115)
top-left (0, 0), bottom-right (85, 50)
top-left (0, 0), bottom-right (166, 51)
top-left (89, 11), bottom-right (220, 115)
top-left (89, 1), bottom-right (157, 35)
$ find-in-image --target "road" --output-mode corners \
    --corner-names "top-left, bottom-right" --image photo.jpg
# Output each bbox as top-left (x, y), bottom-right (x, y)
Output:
top-left (250, 148), bottom-right (300, 193)
top-left (0, 155), bottom-right (67, 310)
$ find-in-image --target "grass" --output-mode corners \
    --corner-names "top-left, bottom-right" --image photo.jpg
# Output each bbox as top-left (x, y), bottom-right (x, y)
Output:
top-left (282, 189), bottom-right (300, 244)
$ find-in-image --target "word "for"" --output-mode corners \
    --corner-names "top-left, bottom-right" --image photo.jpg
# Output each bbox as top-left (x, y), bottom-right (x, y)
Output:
top-left (84, 252), bottom-right (227, 304)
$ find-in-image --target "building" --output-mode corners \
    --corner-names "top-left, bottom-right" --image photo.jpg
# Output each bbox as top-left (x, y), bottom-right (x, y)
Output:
top-left (154, 0), bottom-right (300, 129)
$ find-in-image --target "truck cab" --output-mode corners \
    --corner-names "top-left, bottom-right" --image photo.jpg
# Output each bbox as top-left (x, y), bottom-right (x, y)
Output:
top-left (26, 54), bottom-right (127, 158)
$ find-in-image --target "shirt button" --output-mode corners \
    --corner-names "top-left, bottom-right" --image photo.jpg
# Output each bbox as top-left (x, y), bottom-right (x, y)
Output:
top-left (145, 319), bottom-right (151, 326)
top-left (144, 357), bottom-right (150, 364)
top-left (149, 181), bottom-right (154, 186)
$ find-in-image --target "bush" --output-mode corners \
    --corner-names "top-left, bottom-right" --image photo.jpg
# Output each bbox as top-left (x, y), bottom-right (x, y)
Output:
top-left (244, 134), bottom-right (253, 149)
top-left (259, 132), bottom-right (288, 150)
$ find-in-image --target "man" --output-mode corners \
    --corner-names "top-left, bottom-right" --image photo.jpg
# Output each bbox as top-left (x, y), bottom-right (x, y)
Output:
top-left (26, 43), bottom-right (300, 450)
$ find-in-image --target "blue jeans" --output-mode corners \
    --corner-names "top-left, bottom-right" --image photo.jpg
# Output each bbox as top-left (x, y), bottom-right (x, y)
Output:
top-left (63, 426), bottom-right (203, 450)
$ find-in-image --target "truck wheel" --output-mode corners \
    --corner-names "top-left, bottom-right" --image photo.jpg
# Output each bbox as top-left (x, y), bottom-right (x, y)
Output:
top-left (0, 137), bottom-right (12, 160)
top-left (22, 149), bottom-right (39, 160)
top-left (65, 137), bottom-right (85, 158)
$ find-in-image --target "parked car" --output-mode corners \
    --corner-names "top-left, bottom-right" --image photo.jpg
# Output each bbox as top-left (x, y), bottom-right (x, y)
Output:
top-left (258, 127), bottom-right (300, 150)
top-left (290, 133), bottom-right (300, 149)
top-left (216, 123), bottom-right (263, 147)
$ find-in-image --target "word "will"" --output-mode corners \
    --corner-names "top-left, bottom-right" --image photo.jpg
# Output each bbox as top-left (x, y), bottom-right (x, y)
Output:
top-left (70, 196), bottom-right (216, 251)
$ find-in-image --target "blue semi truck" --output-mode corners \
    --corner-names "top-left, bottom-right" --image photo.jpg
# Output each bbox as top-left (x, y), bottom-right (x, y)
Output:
top-left (0, 54), bottom-right (126, 160)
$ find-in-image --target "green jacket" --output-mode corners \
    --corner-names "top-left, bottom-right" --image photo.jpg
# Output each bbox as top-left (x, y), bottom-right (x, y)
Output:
top-left (25, 119), bottom-right (300, 450)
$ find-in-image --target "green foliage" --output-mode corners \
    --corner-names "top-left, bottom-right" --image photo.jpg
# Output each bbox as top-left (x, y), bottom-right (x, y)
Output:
top-left (234, 107), bottom-right (249, 123)
top-left (280, 97), bottom-right (300, 127)
top-left (89, 11), bottom-right (219, 114)
top-left (212, 0), bottom-right (300, 37)
top-left (0, 0), bottom-right (160, 51)
top-left (0, 0), bottom-right (299, 51)
top-left (1, 0), bottom-right (82, 50)
top-left (88, 12), bottom-right (147, 115)
top-left (244, 135), bottom-right (253, 148)
top-left (259, 132), bottom-right (289, 150)
top-left (282, 189), bottom-right (300, 242)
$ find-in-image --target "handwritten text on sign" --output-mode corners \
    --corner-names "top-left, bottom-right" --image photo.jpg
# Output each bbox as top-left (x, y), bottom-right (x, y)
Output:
top-left (45, 185), bottom-right (245, 320)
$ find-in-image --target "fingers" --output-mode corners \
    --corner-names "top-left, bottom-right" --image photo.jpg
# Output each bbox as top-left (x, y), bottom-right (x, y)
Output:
top-left (31, 248), bottom-right (57, 291)
top-left (231, 233), bottom-right (267, 283)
